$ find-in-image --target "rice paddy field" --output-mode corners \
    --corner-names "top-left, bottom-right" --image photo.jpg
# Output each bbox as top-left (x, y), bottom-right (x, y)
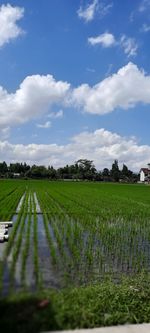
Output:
top-left (1, 179), bottom-right (150, 332)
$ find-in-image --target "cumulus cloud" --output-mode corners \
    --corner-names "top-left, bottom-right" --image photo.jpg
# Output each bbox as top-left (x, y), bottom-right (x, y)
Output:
top-left (120, 35), bottom-right (138, 57)
top-left (0, 74), bottom-right (70, 128)
top-left (36, 121), bottom-right (51, 129)
top-left (1, 63), bottom-right (150, 125)
top-left (88, 32), bottom-right (116, 47)
top-left (77, 0), bottom-right (99, 22)
top-left (72, 62), bottom-right (150, 115)
top-left (0, 4), bottom-right (24, 47)
top-left (0, 128), bottom-right (149, 171)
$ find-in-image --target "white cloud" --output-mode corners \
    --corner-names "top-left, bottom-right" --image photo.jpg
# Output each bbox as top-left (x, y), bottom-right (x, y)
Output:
top-left (77, 0), bottom-right (98, 22)
top-left (77, 0), bottom-right (113, 22)
top-left (0, 4), bottom-right (24, 47)
top-left (139, 0), bottom-right (150, 12)
top-left (72, 62), bottom-right (150, 115)
top-left (98, 2), bottom-right (113, 18)
top-left (0, 74), bottom-right (70, 128)
top-left (47, 110), bottom-right (63, 119)
top-left (88, 32), bottom-right (138, 57)
top-left (88, 32), bottom-right (116, 47)
top-left (36, 121), bottom-right (51, 129)
top-left (120, 35), bottom-right (138, 57)
top-left (0, 128), bottom-right (150, 171)
top-left (1, 63), bottom-right (150, 125)
top-left (141, 23), bottom-right (150, 32)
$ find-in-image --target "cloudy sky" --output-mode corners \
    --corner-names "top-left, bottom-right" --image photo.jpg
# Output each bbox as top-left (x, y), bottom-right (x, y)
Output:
top-left (0, 0), bottom-right (150, 171)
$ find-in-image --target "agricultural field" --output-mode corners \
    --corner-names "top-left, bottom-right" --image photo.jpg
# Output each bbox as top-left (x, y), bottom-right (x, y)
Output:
top-left (1, 180), bottom-right (150, 291)
top-left (1, 180), bottom-right (150, 331)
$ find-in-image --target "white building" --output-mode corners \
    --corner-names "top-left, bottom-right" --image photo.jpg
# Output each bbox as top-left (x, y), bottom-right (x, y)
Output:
top-left (140, 164), bottom-right (150, 182)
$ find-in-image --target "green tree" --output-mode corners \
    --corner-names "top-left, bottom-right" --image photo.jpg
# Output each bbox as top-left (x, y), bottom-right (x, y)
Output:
top-left (0, 161), bottom-right (8, 175)
top-left (48, 166), bottom-right (57, 179)
top-left (121, 164), bottom-right (133, 181)
top-left (102, 168), bottom-right (110, 181)
top-left (76, 159), bottom-right (96, 180)
top-left (110, 160), bottom-right (120, 182)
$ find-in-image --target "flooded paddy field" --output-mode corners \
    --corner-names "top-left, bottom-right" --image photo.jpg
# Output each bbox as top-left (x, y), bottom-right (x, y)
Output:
top-left (1, 180), bottom-right (150, 294)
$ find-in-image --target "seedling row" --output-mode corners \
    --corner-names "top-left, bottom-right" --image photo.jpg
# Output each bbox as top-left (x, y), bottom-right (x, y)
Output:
top-left (0, 180), bottom-right (150, 294)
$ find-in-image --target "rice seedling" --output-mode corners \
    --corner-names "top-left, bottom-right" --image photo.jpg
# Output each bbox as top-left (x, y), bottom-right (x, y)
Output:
top-left (20, 192), bottom-right (32, 287)
top-left (1, 180), bottom-right (150, 292)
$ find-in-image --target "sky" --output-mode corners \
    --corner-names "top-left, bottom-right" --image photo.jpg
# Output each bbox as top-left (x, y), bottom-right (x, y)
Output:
top-left (0, 0), bottom-right (150, 171)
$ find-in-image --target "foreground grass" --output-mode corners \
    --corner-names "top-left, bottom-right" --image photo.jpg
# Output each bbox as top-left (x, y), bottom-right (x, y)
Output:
top-left (1, 274), bottom-right (150, 333)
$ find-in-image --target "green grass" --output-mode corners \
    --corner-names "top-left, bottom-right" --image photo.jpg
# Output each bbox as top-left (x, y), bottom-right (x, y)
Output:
top-left (0, 273), bottom-right (150, 333)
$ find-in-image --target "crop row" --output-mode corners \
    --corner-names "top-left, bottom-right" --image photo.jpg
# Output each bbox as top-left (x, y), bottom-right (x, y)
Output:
top-left (1, 180), bottom-right (150, 293)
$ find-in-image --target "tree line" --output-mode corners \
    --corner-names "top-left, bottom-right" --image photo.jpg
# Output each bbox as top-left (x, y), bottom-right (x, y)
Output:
top-left (0, 159), bottom-right (139, 182)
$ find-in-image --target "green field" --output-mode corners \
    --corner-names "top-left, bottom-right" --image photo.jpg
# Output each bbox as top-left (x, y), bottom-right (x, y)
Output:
top-left (0, 180), bottom-right (150, 331)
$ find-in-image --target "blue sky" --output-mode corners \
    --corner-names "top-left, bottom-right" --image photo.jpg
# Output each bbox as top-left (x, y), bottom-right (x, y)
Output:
top-left (0, 0), bottom-right (150, 170)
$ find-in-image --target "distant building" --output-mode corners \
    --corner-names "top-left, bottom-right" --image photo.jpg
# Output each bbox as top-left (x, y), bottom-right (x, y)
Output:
top-left (140, 163), bottom-right (150, 183)
top-left (13, 173), bottom-right (21, 178)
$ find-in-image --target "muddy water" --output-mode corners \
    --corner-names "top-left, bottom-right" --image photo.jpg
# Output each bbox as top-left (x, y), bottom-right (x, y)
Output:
top-left (1, 214), bottom-right (24, 295)
top-left (33, 192), bottom-right (41, 213)
top-left (23, 215), bottom-right (35, 289)
top-left (14, 215), bottom-right (32, 290)
top-left (37, 214), bottom-right (61, 289)
top-left (16, 193), bottom-right (25, 213)
top-left (47, 219), bottom-right (60, 257)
